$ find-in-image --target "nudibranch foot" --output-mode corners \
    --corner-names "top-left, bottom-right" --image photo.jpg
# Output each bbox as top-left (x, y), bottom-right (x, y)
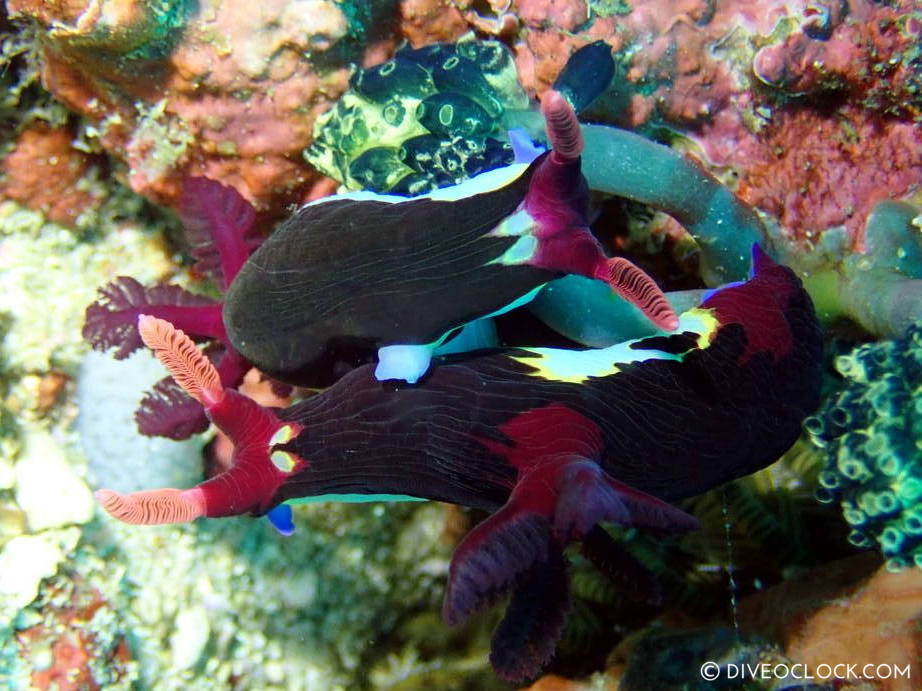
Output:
top-left (443, 511), bottom-right (551, 627)
top-left (96, 315), bottom-right (305, 525)
top-left (554, 460), bottom-right (698, 542)
top-left (443, 455), bottom-right (696, 681)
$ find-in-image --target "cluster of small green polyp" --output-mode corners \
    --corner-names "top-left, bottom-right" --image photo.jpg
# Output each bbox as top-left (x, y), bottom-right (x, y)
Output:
top-left (805, 321), bottom-right (922, 571)
top-left (305, 37), bottom-right (529, 195)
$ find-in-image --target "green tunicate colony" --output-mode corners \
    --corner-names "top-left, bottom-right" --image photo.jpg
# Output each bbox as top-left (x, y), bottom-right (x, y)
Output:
top-left (806, 322), bottom-right (922, 571)
top-left (305, 37), bottom-right (529, 195)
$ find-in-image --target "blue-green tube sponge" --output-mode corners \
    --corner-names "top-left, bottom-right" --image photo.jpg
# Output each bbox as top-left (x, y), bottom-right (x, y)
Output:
top-left (806, 322), bottom-right (922, 571)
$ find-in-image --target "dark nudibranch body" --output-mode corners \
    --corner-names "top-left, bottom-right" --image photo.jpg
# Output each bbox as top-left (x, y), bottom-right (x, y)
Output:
top-left (223, 91), bottom-right (677, 387)
top-left (97, 247), bottom-right (822, 682)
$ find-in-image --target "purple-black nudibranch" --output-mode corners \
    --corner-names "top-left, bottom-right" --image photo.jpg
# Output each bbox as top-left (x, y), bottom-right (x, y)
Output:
top-left (223, 90), bottom-right (678, 386)
top-left (96, 246), bottom-right (822, 682)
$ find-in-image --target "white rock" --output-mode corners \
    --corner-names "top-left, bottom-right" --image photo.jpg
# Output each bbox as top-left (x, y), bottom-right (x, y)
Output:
top-left (76, 350), bottom-right (206, 494)
top-left (170, 604), bottom-right (211, 670)
top-left (0, 456), bottom-right (14, 490)
top-left (15, 428), bottom-right (95, 531)
top-left (0, 533), bottom-right (64, 618)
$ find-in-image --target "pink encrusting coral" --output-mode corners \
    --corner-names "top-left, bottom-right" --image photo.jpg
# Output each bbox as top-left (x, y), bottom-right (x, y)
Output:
top-left (398, 0), bottom-right (469, 47)
top-left (0, 125), bottom-right (103, 227)
top-left (510, 0), bottom-right (779, 127)
top-left (506, 0), bottom-right (922, 248)
top-left (5, 0), bottom-right (366, 211)
top-left (735, 106), bottom-right (922, 248)
top-left (753, 0), bottom-right (922, 118)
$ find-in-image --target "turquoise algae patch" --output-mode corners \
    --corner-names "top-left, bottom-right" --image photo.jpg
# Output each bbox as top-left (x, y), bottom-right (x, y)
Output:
top-left (305, 37), bottom-right (529, 195)
top-left (806, 322), bottom-right (922, 571)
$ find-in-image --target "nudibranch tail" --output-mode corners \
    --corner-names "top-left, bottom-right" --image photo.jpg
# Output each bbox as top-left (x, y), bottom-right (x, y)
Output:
top-left (95, 487), bottom-right (206, 525)
top-left (489, 547), bottom-right (570, 682)
top-left (444, 452), bottom-right (697, 681)
top-left (602, 257), bottom-right (679, 331)
top-left (443, 510), bottom-right (551, 627)
top-left (138, 315), bottom-right (224, 407)
top-left (541, 89), bottom-right (583, 162)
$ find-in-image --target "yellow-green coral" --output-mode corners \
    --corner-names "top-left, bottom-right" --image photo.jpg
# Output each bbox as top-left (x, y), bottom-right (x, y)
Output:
top-left (305, 37), bottom-right (528, 195)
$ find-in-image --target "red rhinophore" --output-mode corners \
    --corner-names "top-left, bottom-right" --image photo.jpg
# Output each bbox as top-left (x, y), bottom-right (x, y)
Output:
top-left (95, 487), bottom-right (207, 524)
top-left (138, 315), bottom-right (224, 407)
top-left (600, 257), bottom-right (679, 331)
top-left (523, 91), bottom-right (678, 333)
top-left (541, 89), bottom-right (584, 162)
top-left (524, 91), bottom-right (590, 234)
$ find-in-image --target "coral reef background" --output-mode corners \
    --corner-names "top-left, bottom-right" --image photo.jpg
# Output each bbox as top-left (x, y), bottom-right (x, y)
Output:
top-left (1, 0), bottom-right (920, 689)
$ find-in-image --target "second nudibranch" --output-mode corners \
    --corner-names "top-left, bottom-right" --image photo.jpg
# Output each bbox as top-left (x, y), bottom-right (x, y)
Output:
top-left (97, 247), bottom-right (822, 682)
top-left (223, 90), bottom-right (677, 387)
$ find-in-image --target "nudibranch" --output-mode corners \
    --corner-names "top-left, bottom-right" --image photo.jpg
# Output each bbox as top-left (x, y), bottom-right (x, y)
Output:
top-left (96, 247), bottom-right (822, 681)
top-left (223, 89), bottom-right (678, 387)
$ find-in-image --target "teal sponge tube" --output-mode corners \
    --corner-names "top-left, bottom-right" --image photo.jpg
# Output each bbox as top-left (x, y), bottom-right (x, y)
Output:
top-left (505, 110), bottom-right (769, 286)
top-left (530, 280), bottom-right (704, 347)
top-left (579, 124), bottom-right (766, 286)
top-left (802, 201), bottom-right (922, 338)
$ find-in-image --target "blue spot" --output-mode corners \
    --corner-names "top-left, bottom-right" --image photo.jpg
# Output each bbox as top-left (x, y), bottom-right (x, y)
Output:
top-left (375, 344), bottom-right (434, 383)
top-left (266, 504), bottom-right (295, 536)
top-left (507, 128), bottom-right (545, 164)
